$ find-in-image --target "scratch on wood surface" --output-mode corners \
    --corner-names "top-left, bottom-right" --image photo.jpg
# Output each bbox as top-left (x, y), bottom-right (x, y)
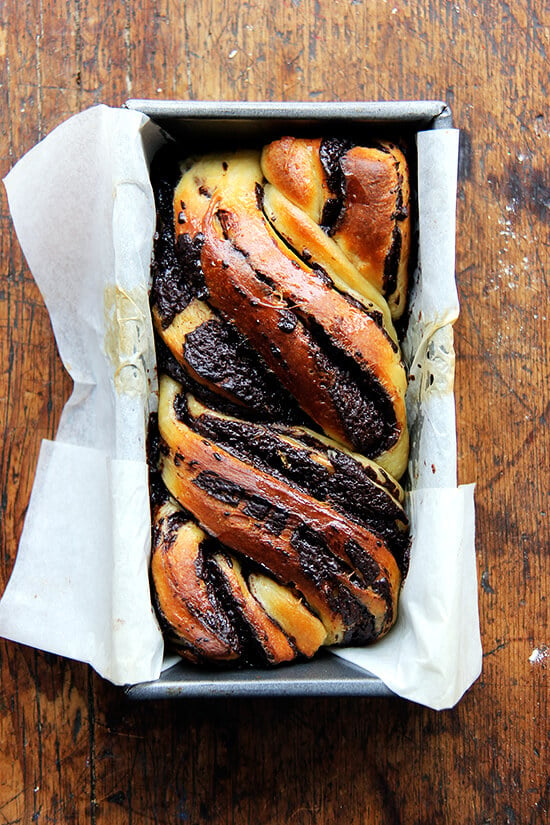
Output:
top-left (74, 0), bottom-right (83, 110)
top-left (124, 0), bottom-right (132, 95)
top-left (0, 21), bottom-right (6, 58)
top-left (481, 570), bottom-right (495, 594)
top-left (36, 0), bottom-right (44, 138)
top-left (87, 669), bottom-right (97, 824)
top-left (32, 652), bottom-right (44, 820)
top-left (182, 2), bottom-right (194, 99)
top-left (480, 398), bottom-right (550, 490)
top-left (483, 642), bottom-right (507, 657)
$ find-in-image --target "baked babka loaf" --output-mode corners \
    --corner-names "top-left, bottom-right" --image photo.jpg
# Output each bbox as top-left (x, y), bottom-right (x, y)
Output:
top-left (149, 137), bottom-right (412, 666)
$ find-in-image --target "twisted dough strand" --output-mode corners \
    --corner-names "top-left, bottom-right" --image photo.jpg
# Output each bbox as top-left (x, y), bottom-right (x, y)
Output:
top-left (149, 138), bottom-right (412, 665)
top-left (152, 375), bottom-right (405, 665)
top-left (156, 146), bottom-right (409, 477)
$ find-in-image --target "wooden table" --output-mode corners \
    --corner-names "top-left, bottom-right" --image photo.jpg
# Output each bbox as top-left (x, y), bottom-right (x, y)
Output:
top-left (1, 2), bottom-right (548, 823)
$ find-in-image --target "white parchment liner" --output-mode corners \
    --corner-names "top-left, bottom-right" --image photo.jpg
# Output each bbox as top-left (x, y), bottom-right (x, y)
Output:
top-left (0, 105), bottom-right (481, 708)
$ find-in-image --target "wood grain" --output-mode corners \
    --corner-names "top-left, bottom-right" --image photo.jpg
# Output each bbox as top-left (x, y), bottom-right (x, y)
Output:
top-left (1, 0), bottom-right (548, 823)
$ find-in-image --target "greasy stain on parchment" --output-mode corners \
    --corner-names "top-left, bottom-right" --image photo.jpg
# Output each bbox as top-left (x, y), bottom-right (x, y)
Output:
top-left (103, 284), bottom-right (151, 398)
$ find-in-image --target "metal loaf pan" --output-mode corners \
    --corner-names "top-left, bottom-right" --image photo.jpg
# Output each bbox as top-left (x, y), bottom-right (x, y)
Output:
top-left (123, 99), bottom-right (451, 700)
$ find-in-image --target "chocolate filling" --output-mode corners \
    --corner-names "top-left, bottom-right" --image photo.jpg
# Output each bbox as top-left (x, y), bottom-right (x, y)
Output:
top-left (242, 495), bottom-right (272, 520)
top-left (191, 468), bottom-right (291, 538)
top-left (147, 414), bottom-right (170, 509)
top-left (289, 525), bottom-right (377, 643)
top-left (183, 319), bottom-right (297, 417)
top-left (304, 316), bottom-right (399, 455)
top-left (149, 148), bottom-right (209, 327)
top-left (191, 412), bottom-right (398, 518)
top-left (185, 408), bottom-right (408, 571)
top-left (383, 169), bottom-right (407, 297)
top-left (255, 182), bottom-right (265, 210)
top-left (344, 538), bottom-right (396, 623)
top-left (156, 235), bottom-right (308, 423)
top-left (150, 221), bottom-right (208, 329)
top-left (319, 137), bottom-right (354, 234)
top-left (210, 238), bottom-right (399, 456)
top-left (203, 553), bottom-right (272, 667)
top-left (157, 337), bottom-right (260, 421)
top-left (277, 310), bottom-right (298, 333)
top-left (150, 144), bottom-right (182, 218)
top-left (383, 223), bottom-right (402, 298)
top-left (191, 549), bottom-right (241, 647)
top-left (193, 470), bottom-right (244, 506)
top-left (290, 524), bottom-right (348, 577)
top-left (150, 226), bottom-right (202, 327)
top-left (319, 138), bottom-right (353, 193)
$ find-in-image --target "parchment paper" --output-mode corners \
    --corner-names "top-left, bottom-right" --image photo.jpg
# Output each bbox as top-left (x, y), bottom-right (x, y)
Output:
top-left (0, 106), bottom-right (165, 684)
top-left (0, 107), bottom-right (481, 707)
top-left (332, 128), bottom-right (482, 709)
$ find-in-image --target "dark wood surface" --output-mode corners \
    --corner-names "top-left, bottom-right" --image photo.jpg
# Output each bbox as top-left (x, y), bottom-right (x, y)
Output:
top-left (1, 2), bottom-right (548, 823)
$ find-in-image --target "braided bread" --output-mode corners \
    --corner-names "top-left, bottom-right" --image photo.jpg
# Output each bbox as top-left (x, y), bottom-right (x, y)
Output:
top-left (149, 137), bottom-right (412, 666)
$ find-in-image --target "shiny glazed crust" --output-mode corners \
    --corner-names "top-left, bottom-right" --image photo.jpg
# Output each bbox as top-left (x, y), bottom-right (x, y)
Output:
top-left (148, 137), bottom-right (412, 666)
top-left (163, 150), bottom-right (409, 478)
top-left (261, 137), bottom-right (411, 319)
top-left (151, 376), bottom-right (405, 665)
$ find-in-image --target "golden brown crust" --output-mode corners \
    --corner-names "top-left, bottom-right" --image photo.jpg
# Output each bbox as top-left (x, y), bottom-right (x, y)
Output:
top-left (152, 498), bottom-right (321, 665)
top-left (156, 147), bottom-right (409, 474)
top-left (332, 144), bottom-right (410, 319)
top-left (158, 376), bottom-right (402, 648)
top-left (198, 165), bottom-right (408, 477)
top-left (262, 183), bottom-right (398, 341)
top-left (260, 137), bottom-right (326, 222)
top-left (151, 500), bottom-right (241, 663)
top-left (212, 554), bottom-right (300, 665)
top-left (261, 138), bottom-right (410, 319)
top-left (149, 136), bottom-right (412, 666)
top-left (151, 496), bottom-right (328, 666)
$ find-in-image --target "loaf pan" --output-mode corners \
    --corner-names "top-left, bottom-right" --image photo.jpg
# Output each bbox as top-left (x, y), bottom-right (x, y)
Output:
top-left (123, 99), bottom-right (452, 699)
